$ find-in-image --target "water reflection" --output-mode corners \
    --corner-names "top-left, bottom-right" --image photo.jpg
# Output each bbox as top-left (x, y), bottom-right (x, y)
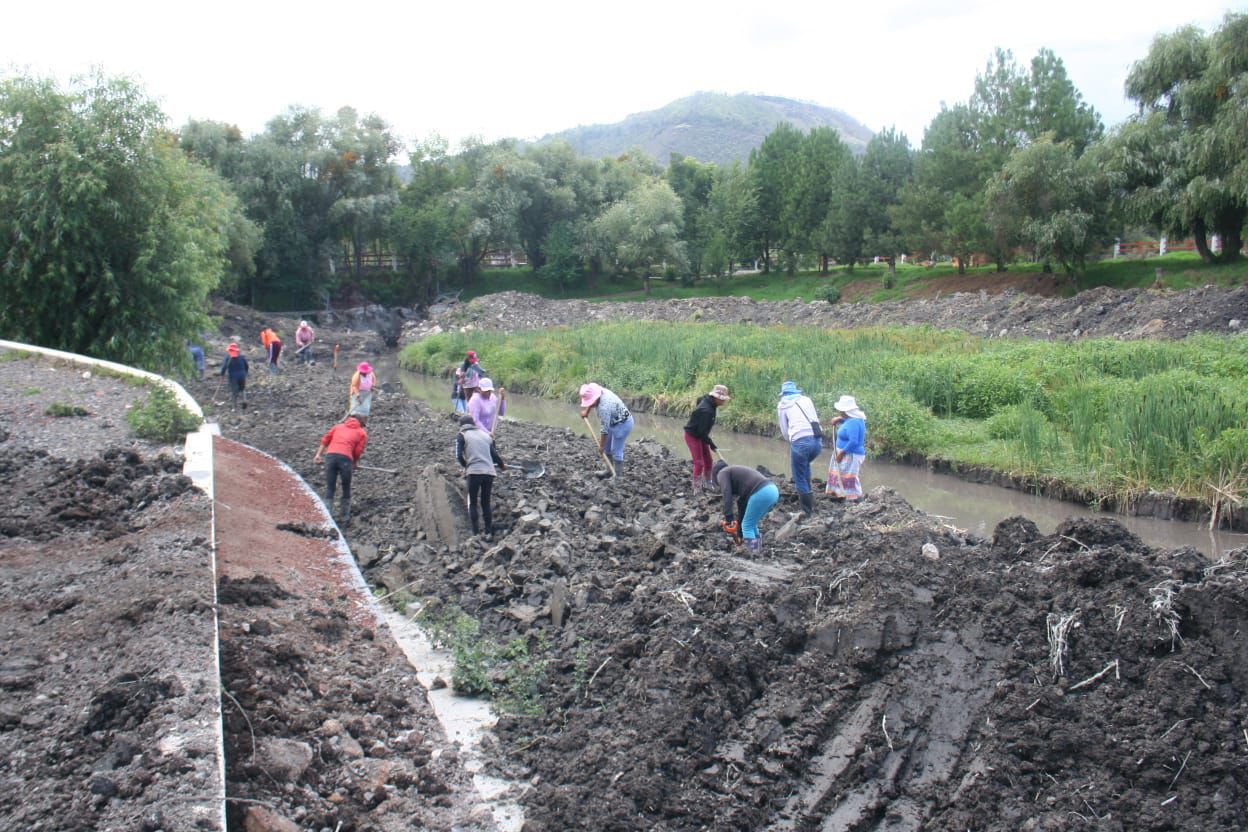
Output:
top-left (397, 370), bottom-right (1242, 557)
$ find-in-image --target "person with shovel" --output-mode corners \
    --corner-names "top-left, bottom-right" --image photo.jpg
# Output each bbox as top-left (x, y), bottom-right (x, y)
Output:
top-left (457, 350), bottom-right (484, 411)
top-left (219, 343), bottom-right (249, 410)
top-left (313, 414), bottom-right (368, 526)
top-left (777, 380), bottom-right (822, 517)
top-left (684, 384), bottom-right (730, 491)
top-left (260, 327), bottom-right (282, 375)
top-left (713, 460), bottom-right (780, 553)
top-left (456, 415), bottom-right (507, 537)
top-left (579, 382), bottom-right (633, 478)
top-left (294, 320), bottom-right (315, 365)
top-left (468, 377), bottom-right (506, 434)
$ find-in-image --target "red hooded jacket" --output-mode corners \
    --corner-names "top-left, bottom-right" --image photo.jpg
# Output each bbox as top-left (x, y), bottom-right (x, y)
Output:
top-left (320, 417), bottom-right (368, 462)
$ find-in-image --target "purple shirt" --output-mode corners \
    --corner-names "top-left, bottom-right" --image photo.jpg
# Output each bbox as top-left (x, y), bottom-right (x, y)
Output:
top-left (468, 392), bottom-right (506, 433)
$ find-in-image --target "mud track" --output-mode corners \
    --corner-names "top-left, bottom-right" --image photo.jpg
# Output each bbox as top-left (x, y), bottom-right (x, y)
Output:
top-left (212, 354), bottom-right (1248, 831)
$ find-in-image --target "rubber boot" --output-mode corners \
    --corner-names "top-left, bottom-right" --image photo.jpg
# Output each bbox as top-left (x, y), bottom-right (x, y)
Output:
top-left (613, 458), bottom-right (623, 478)
top-left (799, 491), bottom-right (814, 517)
top-left (745, 537), bottom-right (761, 553)
top-left (339, 498), bottom-right (351, 527)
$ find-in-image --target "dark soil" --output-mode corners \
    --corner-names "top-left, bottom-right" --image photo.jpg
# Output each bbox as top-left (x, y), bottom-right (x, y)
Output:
top-left (212, 349), bottom-right (1248, 831)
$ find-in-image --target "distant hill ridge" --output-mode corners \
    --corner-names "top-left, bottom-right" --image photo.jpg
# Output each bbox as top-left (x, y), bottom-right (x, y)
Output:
top-left (535, 92), bottom-right (875, 165)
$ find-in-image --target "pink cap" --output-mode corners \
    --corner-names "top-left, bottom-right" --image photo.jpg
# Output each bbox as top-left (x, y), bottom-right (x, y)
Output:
top-left (578, 382), bottom-right (603, 408)
top-left (357, 362), bottom-right (372, 374)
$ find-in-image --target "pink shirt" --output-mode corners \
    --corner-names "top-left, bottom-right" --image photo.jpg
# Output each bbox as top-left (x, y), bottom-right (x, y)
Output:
top-left (468, 392), bottom-right (505, 433)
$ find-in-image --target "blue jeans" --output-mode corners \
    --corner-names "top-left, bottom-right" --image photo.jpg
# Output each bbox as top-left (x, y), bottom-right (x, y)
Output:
top-left (604, 415), bottom-right (634, 461)
top-left (742, 482), bottom-right (780, 540)
top-left (789, 435), bottom-right (822, 494)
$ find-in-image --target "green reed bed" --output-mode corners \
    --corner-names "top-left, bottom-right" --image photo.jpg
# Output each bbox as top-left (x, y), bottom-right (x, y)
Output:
top-left (402, 323), bottom-right (1248, 502)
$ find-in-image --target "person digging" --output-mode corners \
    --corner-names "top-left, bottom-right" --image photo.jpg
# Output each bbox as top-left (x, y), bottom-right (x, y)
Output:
top-left (313, 415), bottom-right (368, 526)
top-left (684, 383), bottom-right (730, 491)
top-left (455, 415), bottom-right (506, 537)
top-left (713, 460), bottom-right (780, 553)
top-left (219, 343), bottom-right (249, 411)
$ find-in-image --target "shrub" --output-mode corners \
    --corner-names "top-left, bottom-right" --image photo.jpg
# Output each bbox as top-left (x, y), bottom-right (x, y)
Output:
top-left (126, 385), bottom-right (201, 443)
top-left (45, 403), bottom-right (90, 418)
top-left (814, 284), bottom-right (841, 304)
top-left (862, 389), bottom-right (938, 456)
top-left (985, 405), bottom-right (1025, 440)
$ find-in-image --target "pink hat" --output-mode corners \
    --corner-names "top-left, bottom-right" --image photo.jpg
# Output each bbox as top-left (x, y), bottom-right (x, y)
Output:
top-left (227, 343), bottom-right (240, 356)
top-left (709, 384), bottom-right (731, 402)
top-left (357, 362), bottom-right (372, 374)
top-left (578, 382), bottom-right (603, 408)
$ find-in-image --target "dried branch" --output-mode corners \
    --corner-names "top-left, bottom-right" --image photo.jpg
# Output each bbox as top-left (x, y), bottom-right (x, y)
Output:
top-left (1046, 610), bottom-right (1080, 679)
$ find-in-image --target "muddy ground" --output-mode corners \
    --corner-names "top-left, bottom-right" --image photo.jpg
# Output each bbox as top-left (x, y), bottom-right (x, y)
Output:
top-left (0, 352), bottom-right (219, 832)
top-left (212, 346), bottom-right (1248, 831)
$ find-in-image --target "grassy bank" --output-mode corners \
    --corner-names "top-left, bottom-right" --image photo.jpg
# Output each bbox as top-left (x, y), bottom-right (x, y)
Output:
top-left (403, 323), bottom-right (1248, 504)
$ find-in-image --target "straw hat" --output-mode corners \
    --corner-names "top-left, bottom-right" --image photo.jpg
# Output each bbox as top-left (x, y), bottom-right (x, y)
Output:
top-left (709, 384), bottom-right (731, 402)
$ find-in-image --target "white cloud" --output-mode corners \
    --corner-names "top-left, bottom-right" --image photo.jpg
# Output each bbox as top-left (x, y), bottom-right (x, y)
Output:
top-left (2, 0), bottom-right (1236, 155)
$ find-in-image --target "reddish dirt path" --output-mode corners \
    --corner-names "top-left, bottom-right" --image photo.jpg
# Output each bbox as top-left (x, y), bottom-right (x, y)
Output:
top-left (214, 436), bottom-right (368, 615)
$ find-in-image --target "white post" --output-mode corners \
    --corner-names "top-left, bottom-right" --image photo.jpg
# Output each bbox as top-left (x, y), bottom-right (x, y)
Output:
top-left (1159, 236), bottom-right (1167, 256)
top-left (1113, 239), bottom-right (1121, 259)
top-left (1212, 234), bottom-right (1222, 254)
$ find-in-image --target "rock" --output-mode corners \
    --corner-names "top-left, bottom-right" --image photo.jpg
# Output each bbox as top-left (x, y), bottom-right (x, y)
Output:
top-left (1230, 319), bottom-right (1242, 329)
top-left (992, 516), bottom-right (1041, 554)
top-left (256, 737), bottom-right (314, 782)
top-left (550, 579), bottom-right (569, 628)
top-left (921, 543), bottom-right (940, 561)
top-left (337, 733), bottom-right (365, 760)
top-left (244, 806), bottom-right (301, 832)
top-left (354, 543), bottom-right (382, 568)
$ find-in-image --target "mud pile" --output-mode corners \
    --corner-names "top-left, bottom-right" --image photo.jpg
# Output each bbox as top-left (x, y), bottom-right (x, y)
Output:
top-left (221, 365), bottom-right (1248, 830)
top-left (0, 446), bottom-right (218, 832)
top-left (410, 284), bottom-right (1248, 342)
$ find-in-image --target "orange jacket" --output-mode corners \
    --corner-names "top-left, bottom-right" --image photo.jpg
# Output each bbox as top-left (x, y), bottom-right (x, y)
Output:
top-left (320, 417), bottom-right (368, 462)
top-left (260, 328), bottom-right (281, 348)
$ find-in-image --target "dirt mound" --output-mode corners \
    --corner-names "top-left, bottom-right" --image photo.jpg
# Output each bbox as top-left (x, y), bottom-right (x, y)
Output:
top-left (409, 284), bottom-right (1248, 342)
top-left (222, 363), bottom-right (1248, 830)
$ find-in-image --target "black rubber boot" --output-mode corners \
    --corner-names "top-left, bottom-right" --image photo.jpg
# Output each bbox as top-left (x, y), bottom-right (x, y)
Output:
top-left (799, 492), bottom-right (814, 517)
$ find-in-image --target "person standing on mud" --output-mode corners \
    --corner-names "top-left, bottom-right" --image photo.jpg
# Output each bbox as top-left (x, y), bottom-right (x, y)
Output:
top-left (313, 415), bottom-right (368, 526)
top-left (826, 395), bottom-right (867, 501)
top-left (260, 327), bottom-right (282, 375)
top-left (468, 377), bottom-right (506, 434)
top-left (349, 362), bottom-right (376, 420)
top-left (188, 342), bottom-right (205, 380)
top-left (713, 460), bottom-right (780, 552)
top-left (777, 380), bottom-right (822, 516)
top-left (456, 415), bottom-right (506, 537)
top-left (579, 382), bottom-right (634, 477)
top-left (684, 384), bottom-right (730, 491)
top-left (219, 343), bottom-right (249, 410)
top-left (294, 320), bottom-right (315, 365)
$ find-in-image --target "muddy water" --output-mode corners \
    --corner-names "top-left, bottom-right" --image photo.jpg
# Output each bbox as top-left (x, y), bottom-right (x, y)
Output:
top-left (397, 371), bottom-right (1244, 557)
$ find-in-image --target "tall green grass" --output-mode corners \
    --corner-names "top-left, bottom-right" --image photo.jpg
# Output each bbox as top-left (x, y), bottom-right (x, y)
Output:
top-left (402, 324), bottom-right (1248, 500)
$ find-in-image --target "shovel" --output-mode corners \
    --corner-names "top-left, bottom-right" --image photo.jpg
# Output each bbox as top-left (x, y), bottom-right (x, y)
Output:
top-left (357, 464), bottom-right (399, 475)
top-left (581, 416), bottom-right (616, 477)
top-left (509, 459), bottom-right (545, 479)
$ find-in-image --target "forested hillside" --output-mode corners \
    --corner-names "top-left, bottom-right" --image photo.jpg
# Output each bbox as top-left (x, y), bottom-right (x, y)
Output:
top-left (535, 92), bottom-right (875, 164)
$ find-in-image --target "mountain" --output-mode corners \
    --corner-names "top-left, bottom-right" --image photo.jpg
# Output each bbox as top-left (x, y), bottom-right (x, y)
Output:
top-left (533, 92), bottom-right (875, 165)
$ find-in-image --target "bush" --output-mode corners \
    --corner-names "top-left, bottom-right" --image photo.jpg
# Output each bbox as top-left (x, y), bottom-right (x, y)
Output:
top-left (814, 284), bottom-right (841, 304)
top-left (861, 389), bottom-right (938, 456)
top-left (126, 385), bottom-right (201, 443)
top-left (45, 403), bottom-right (90, 418)
top-left (985, 405), bottom-right (1026, 440)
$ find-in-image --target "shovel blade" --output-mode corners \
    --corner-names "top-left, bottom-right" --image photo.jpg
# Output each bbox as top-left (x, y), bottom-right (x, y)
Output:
top-left (515, 460), bottom-right (545, 479)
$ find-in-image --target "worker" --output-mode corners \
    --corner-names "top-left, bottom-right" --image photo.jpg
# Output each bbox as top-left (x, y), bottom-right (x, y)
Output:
top-left (294, 320), bottom-right (315, 365)
top-left (260, 327), bottom-right (282, 374)
top-left (458, 351), bottom-right (485, 410)
top-left (219, 343), bottom-right (249, 410)
top-left (468, 377), bottom-right (507, 434)
top-left (456, 415), bottom-right (507, 537)
top-left (349, 362), bottom-right (376, 421)
top-left (579, 382), bottom-right (633, 477)
top-left (683, 384), bottom-right (730, 491)
top-left (713, 461), bottom-right (780, 552)
top-left (313, 415), bottom-right (368, 526)
top-left (777, 380), bottom-right (822, 516)
top-left (826, 394), bottom-right (867, 501)
top-left (187, 342), bottom-right (205, 380)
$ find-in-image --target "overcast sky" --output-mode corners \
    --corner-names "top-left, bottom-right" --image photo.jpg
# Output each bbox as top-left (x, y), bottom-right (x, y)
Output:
top-left (3, 1), bottom-right (1237, 155)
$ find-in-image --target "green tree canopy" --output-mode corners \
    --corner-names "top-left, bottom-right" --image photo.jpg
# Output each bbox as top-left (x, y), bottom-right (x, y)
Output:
top-left (0, 74), bottom-right (238, 370)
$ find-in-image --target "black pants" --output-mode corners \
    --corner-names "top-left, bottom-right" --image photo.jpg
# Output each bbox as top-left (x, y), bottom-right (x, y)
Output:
top-left (467, 473), bottom-right (495, 534)
top-left (324, 453), bottom-right (353, 515)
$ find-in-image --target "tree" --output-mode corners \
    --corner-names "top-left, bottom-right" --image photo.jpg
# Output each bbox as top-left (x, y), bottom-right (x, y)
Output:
top-left (747, 122), bottom-right (803, 272)
top-left (592, 180), bottom-right (685, 294)
top-left (666, 153), bottom-right (717, 278)
top-left (704, 162), bottom-right (758, 278)
top-left (859, 129), bottom-right (914, 284)
top-left (1113, 13), bottom-right (1247, 262)
top-left (986, 138), bottom-right (1117, 285)
top-left (790, 128), bottom-right (853, 273)
top-left (1027, 48), bottom-right (1103, 153)
top-left (0, 74), bottom-right (236, 370)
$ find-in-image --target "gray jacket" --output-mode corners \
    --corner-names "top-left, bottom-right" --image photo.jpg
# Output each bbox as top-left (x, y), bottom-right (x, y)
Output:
top-left (456, 425), bottom-right (504, 475)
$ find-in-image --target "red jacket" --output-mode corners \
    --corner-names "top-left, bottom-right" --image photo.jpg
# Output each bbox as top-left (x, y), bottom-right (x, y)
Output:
top-left (320, 418), bottom-right (367, 462)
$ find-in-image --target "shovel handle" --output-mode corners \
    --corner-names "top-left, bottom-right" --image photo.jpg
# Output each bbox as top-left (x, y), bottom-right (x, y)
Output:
top-left (713, 448), bottom-right (727, 463)
top-left (581, 415), bottom-right (616, 476)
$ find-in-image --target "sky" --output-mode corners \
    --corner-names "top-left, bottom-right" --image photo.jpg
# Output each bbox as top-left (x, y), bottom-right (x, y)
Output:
top-left (3, 1), bottom-right (1239, 154)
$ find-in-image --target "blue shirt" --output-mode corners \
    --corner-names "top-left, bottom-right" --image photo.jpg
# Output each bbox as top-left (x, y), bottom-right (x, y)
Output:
top-left (836, 417), bottom-right (866, 455)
